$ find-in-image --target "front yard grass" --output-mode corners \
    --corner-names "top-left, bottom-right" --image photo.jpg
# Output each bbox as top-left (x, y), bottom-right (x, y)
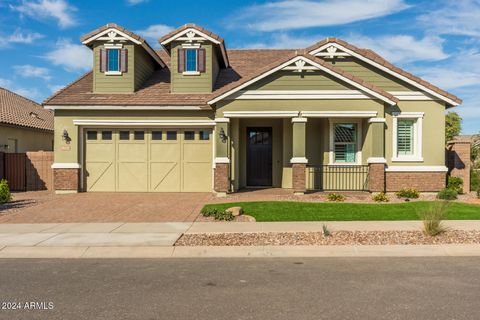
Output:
top-left (202, 201), bottom-right (480, 222)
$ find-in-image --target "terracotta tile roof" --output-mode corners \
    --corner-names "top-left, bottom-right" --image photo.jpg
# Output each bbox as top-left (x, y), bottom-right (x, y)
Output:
top-left (159, 23), bottom-right (229, 67)
top-left (1, 87), bottom-right (53, 131)
top-left (80, 23), bottom-right (165, 67)
top-left (307, 37), bottom-right (462, 105)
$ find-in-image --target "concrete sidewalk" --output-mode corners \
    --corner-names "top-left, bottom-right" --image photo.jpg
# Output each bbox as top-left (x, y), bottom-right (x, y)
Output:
top-left (0, 221), bottom-right (479, 258)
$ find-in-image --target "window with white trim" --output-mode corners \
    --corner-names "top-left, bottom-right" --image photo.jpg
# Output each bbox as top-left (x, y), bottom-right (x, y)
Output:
top-left (185, 49), bottom-right (197, 72)
top-left (107, 49), bottom-right (120, 72)
top-left (332, 123), bottom-right (359, 164)
top-left (392, 112), bottom-right (423, 162)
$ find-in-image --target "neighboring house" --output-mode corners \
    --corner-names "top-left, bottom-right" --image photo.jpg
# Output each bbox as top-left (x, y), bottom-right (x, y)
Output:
top-left (44, 23), bottom-right (462, 195)
top-left (0, 87), bottom-right (53, 153)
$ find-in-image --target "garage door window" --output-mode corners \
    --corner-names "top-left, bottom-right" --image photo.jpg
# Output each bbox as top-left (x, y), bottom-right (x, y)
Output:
top-left (134, 131), bottom-right (145, 140)
top-left (167, 131), bottom-right (177, 140)
top-left (87, 131), bottom-right (97, 140)
top-left (119, 131), bottom-right (130, 140)
top-left (184, 131), bottom-right (195, 140)
top-left (199, 131), bottom-right (209, 140)
top-left (102, 131), bottom-right (112, 140)
top-left (152, 131), bottom-right (162, 140)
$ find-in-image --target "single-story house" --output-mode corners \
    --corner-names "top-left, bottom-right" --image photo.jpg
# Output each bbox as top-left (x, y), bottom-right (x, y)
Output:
top-left (1, 87), bottom-right (53, 153)
top-left (44, 23), bottom-right (462, 195)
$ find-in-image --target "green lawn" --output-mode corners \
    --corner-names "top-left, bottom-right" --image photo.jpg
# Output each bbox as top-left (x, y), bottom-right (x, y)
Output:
top-left (202, 201), bottom-right (480, 222)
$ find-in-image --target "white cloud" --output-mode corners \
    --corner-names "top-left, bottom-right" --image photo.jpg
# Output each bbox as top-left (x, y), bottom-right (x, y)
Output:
top-left (418, 0), bottom-right (480, 37)
top-left (345, 34), bottom-right (449, 64)
top-left (13, 65), bottom-right (52, 81)
top-left (135, 24), bottom-right (174, 47)
top-left (0, 78), bottom-right (41, 100)
top-left (48, 84), bottom-right (65, 93)
top-left (0, 29), bottom-right (44, 48)
top-left (11, 0), bottom-right (77, 28)
top-left (44, 39), bottom-right (91, 71)
top-left (127, 0), bottom-right (148, 5)
top-left (229, 0), bottom-right (410, 32)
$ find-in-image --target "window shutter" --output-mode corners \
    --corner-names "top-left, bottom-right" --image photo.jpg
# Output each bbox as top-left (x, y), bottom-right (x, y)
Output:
top-left (198, 48), bottom-right (206, 72)
top-left (100, 49), bottom-right (107, 73)
top-left (120, 48), bottom-right (128, 73)
top-left (397, 120), bottom-right (414, 155)
top-left (178, 49), bottom-right (185, 73)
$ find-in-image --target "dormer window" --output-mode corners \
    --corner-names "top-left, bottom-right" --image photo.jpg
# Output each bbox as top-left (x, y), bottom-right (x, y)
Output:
top-left (178, 48), bottom-right (206, 75)
top-left (99, 47), bottom-right (127, 75)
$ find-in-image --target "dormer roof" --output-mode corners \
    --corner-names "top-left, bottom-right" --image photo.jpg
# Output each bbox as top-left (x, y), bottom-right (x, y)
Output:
top-left (80, 23), bottom-right (165, 68)
top-left (159, 23), bottom-right (229, 68)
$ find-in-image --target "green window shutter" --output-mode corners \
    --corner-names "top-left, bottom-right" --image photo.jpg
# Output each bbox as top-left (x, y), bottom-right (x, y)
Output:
top-left (397, 120), bottom-right (414, 155)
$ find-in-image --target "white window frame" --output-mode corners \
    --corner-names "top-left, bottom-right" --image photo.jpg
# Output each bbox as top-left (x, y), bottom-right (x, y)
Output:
top-left (392, 112), bottom-right (424, 162)
top-left (183, 47), bottom-right (199, 75)
top-left (104, 43), bottom-right (123, 76)
top-left (329, 118), bottom-right (362, 165)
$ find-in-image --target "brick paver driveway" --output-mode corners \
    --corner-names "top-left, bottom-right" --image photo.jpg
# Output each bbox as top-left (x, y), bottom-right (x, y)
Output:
top-left (0, 192), bottom-right (213, 223)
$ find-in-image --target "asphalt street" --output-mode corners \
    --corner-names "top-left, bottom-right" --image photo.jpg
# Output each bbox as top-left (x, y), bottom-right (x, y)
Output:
top-left (0, 257), bottom-right (479, 319)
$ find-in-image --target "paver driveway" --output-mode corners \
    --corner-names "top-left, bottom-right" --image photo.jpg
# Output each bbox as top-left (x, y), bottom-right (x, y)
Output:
top-left (0, 192), bottom-right (212, 223)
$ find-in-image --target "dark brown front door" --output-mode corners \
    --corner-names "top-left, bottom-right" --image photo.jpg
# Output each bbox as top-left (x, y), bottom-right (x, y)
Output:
top-left (247, 127), bottom-right (272, 186)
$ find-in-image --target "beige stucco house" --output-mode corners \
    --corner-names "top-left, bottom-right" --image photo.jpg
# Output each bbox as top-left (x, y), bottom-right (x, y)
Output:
top-left (1, 87), bottom-right (53, 153)
top-left (44, 23), bottom-right (462, 195)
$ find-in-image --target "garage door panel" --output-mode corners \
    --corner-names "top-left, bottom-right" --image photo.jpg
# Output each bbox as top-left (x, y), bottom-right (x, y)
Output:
top-left (118, 162), bottom-right (148, 192)
top-left (150, 162), bottom-right (181, 192)
top-left (183, 163), bottom-right (212, 192)
top-left (118, 143), bottom-right (148, 161)
top-left (183, 143), bottom-right (211, 162)
top-left (86, 143), bottom-right (115, 161)
top-left (85, 162), bottom-right (115, 191)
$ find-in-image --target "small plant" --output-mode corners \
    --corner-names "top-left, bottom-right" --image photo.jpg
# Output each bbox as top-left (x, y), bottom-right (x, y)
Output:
top-left (327, 193), bottom-right (345, 202)
top-left (372, 192), bottom-right (389, 202)
top-left (418, 201), bottom-right (449, 236)
top-left (447, 176), bottom-right (463, 194)
top-left (200, 207), bottom-right (218, 217)
top-left (322, 224), bottom-right (331, 237)
top-left (437, 188), bottom-right (458, 200)
top-left (0, 179), bottom-right (12, 205)
top-left (214, 210), bottom-right (234, 221)
top-left (395, 188), bottom-right (420, 199)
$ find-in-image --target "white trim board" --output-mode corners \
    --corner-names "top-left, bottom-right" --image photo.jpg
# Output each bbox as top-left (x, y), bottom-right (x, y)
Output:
top-left (222, 111), bottom-right (299, 118)
top-left (51, 163), bottom-right (81, 169)
top-left (207, 56), bottom-right (397, 106)
top-left (301, 111), bottom-right (377, 118)
top-left (226, 90), bottom-right (434, 101)
top-left (309, 42), bottom-right (459, 106)
top-left (45, 105), bottom-right (209, 111)
top-left (386, 166), bottom-right (448, 172)
top-left (73, 120), bottom-right (216, 127)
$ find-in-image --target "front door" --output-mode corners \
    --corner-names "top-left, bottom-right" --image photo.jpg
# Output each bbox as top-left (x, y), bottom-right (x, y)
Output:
top-left (247, 127), bottom-right (272, 186)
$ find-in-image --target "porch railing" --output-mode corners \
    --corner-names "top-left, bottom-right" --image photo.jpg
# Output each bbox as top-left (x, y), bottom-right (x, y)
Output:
top-left (307, 165), bottom-right (369, 191)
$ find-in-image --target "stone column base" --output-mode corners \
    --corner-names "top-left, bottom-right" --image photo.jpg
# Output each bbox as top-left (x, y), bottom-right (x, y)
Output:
top-left (368, 163), bottom-right (385, 192)
top-left (292, 163), bottom-right (307, 194)
top-left (214, 163), bottom-right (229, 194)
top-left (53, 168), bottom-right (79, 192)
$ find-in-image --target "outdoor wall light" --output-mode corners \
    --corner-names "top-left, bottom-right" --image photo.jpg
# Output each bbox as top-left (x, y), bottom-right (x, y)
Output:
top-left (219, 128), bottom-right (227, 142)
top-left (62, 129), bottom-right (71, 143)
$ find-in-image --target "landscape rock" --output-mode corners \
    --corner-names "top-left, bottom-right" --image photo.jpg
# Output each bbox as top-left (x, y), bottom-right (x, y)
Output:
top-left (226, 206), bottom-right (243, 216)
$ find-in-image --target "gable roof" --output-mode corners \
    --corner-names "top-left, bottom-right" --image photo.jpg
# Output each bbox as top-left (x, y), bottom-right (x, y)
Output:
top-left (208, 50), bottom-right (398, 106)
top-left (1, 87), bottom-right (53, 131)
top-left (307, 37), bottom-right (462, 106)
top-left (159, 23), bottom-right (229, 68)
top-left (81, 23), bottom-right (165, 68)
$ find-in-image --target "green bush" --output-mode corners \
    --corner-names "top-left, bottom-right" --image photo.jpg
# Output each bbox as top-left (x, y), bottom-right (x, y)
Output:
top-left (395, 188), bottom-right (420, 199)
top-left (200, 207), bottom-right (218, 217)
top-left (372, 192), bottom-right (389, 202)
top-left (0, 179), bottom-right (12, 205)
top-left (327, 193), bottom-right (345, 202)
top-left (437, 188), bottom-right (458, 200)
top-left (200, 207), bottom-right (234, 221)
top-left (418, 201), bottom-right (449, 236)
top-left (447, 176), bottom-right (464, 194)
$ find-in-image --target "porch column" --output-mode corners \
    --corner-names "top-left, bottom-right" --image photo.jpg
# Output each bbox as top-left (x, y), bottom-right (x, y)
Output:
top-left (214, 118), bottom-right (230, 196)
top-left (291, 117), bottom-right (308, 195)
top-left (367, 118), bottom-right (386, 192)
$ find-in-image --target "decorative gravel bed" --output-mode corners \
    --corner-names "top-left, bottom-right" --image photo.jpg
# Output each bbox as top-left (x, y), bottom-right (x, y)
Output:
top-left (175, 231), bottom-right (480, 246)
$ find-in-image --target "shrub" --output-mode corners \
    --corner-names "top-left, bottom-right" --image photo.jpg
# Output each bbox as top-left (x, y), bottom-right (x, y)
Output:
top-left (372, 192), bottom-right (389, 202)
top-left (214, 210), bottom-right (234, 221)
top-left (200, 207), bottom-right (218, 217)
top-left (437, 188), bottom-right (458, 200)
top-left (395, 188), bottom-right (420, 199)
top-left (471, 168), bottom-right (479, 193)
top-left (322, 224), bottom-right (331, 237)
top-left (447, 176), bottom-right (463, 194)
top-left (418, 201), bottom-right (449, 236)
top-left (0, 179), bottom-right (12, 205)
top-left (327, 193), bottom-right (345, 202)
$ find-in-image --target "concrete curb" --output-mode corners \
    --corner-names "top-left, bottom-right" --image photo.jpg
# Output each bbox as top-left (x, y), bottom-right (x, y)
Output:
top-left (1, 244), bottom-right (480, 259)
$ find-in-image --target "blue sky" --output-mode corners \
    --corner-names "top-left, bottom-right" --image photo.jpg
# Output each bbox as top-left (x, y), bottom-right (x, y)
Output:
top-left (0, 0), bottom-right (479, 133)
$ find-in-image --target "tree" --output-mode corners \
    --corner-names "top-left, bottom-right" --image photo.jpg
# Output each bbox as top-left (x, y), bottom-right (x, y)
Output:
top-left (445, 111), bottom-right (462, 142)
